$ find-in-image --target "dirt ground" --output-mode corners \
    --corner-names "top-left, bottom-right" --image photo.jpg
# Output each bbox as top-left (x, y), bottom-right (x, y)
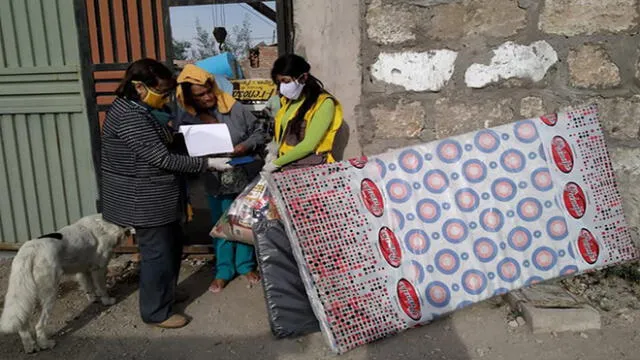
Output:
top-left (1, 255), bottom-right (640, 360)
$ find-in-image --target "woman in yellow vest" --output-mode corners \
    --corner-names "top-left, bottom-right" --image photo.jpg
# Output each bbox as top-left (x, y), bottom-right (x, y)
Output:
top-left (262, 54), bottom-right (343, 172)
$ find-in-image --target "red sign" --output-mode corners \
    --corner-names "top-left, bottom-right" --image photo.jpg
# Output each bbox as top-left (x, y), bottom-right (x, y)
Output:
top-left (551, 136), bottom-right (574, 173)
top-left (379, 227), bottom-right (402, 267)
top-left (563, 182), bottom-right (587, 219)
top-left (540, 113), bottom-right (558, 126)
top-left (349, 156), bottom-right (368, 169)
top-left (361, 179), bottom-right (384, 217)
top-left (577, 229), bottom-right (599, 264)
top-left (397, 279), bottom-right (421, 321)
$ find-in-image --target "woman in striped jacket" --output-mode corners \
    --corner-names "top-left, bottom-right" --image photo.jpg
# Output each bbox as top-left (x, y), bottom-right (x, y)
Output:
top-left (101, 59), bottom-right (231, 329)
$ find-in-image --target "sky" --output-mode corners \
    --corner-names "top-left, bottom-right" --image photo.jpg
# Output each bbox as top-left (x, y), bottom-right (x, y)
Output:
top-left (169, 2), bottom-right (277, 47)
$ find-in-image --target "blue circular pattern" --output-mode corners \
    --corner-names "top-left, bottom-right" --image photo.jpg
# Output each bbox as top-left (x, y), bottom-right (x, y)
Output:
top-left (525, 276), bottom-right (544, 286)
top-left (375, 159), bottom-right (387, 179)
top-left (488, 272), bottom-right (496, 279)
top-left (436, 140), bottom-right (463, 164)
top-left (474, 130), bottom-right (501, 153)
top-left (491, 178), bottom-right (518, 202)
top-left (474, 237), bottom-right (498, 263)
top-left (461, 252), bottom-right (469, 260)
top-left (398, 149), bottom-right (424, 174)
top-left (462, 159), bottom-right (488, 184)
top-left (442, 202), bottom-right (451, 210)
top-left (482, 193), bottom-right (490, 200)
top-left (425, 281), bottom-right (451, 308)
top-left (461, 270), bottom-right (488, 295)
top-left (534, 230), bottom-right (542, 238)
top-left (388, 163), bottom-right (397, 171)
top-left (560, 265), bottom-right (579, 276)
top-left (410, 260), bottom-right (425, 284)
top-left (500, 242), bottom-right (507, 250)
top-left (539, 143), bottom-right (547, 161)
top-left (490, 161), bottom-right (498, 169)
top-left (568, 243), bottom-right (575, 259)
top-left (431, 232), bottom-right (440, 240)
top-left (407, 214), bottom-right (416, 221)
top-left (502, 133), bottom-right (510, 140)
top-left (404, 229), bottom-right (430, 255)
top-left (479, 208), bottom-right (505, 233)
top-left (452, 284), bottom-right (460, 292)
top-left (508, 227), bottom-right (532, 252)
top-left (442, 219), bottom-right (469, 244)
top-left (494, 288), bottom-right (509, 296)
top-left (523, 260), bottom-right (530, 268)
top-left (519, 181), bottom-right (528, 189)
top-left (416, 199), bottom-right (441, 224)
top-left (392, 209), bottom-right (405, 230)
top-left (558, 250), bottom-right (566, 257)
top-left (465, 144), bottom-right (473, 151)
top-left (500, 149), bottom-right (527, 173)
top-left (513, 120), bottom-right (539, 143)
top-left (528, 152), bottom-right (537, 160)
top-left (545, 201), bottom-right (553, 208)
top-left (425, 153), bottom-right (433, 161)
top-left (457, 301), bottom-right (473, 310)
top-left (497, 258), bottom-right (522, 283)
top-left (507, 210), bottom-right (515, 218)
top-left (386, 179), bottom-right (412, 203)
top-left (455, 188), bottom-right (480, 212)
top-left (451, 173), bottom-right (460, 180)
top-left (531, 168), bottom-right (553, 192)
top-left (413, 182), bottom-right (421, 190)
top-left (423, 169), bottom-right (450, 194)
top-left (532, 246), bottom-right (558, 271)
top-left (426, 265), bottom-right (435, 273)
top-left (435, 249), bottom-right (461, 275)
top-left (517, 197), bottom-right (543, 222)
top-left (546, 216), bottom-right (569, 241)
top-left (469, 222), bottom-right (478, 229)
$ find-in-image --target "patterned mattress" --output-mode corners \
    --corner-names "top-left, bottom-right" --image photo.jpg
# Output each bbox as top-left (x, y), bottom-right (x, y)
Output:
top-left (266, 104), bottom-right (638, 354)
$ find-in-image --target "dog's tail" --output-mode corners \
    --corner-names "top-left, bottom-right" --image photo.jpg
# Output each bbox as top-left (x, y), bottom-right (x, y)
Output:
top-left (0, 246), bottom-right (38, 333)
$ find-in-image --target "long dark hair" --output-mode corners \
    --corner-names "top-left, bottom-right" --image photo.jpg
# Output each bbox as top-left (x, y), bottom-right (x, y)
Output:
top-left (271, 54), bottom-right (326, 138)
top-left (115, 58), bottom-right (176, 101)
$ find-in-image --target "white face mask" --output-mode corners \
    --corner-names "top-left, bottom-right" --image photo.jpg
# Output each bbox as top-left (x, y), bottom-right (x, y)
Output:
top-left (279, 79), bottom-right (305, 100)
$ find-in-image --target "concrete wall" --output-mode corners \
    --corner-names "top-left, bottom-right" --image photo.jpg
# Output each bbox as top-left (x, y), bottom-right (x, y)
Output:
top-left (292, 0), bottom-right (362, 160)
top-left (359, 0), bottom-right (640, 239)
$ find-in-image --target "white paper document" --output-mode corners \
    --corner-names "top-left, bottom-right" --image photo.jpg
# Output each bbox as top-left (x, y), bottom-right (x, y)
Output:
top-left (179, 124), bottom-right (234, 156)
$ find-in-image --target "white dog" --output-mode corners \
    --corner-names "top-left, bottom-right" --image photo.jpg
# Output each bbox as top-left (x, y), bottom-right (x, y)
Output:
top-left (0, 214), bottom-right (131, 353)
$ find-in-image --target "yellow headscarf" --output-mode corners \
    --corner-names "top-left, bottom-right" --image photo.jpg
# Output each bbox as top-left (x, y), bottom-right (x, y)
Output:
top-left (176, 64), bottom-right (236, 115)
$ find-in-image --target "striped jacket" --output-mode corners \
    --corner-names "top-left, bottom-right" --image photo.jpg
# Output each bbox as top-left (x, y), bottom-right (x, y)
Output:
top-left (101, 97), bottom-right (206, 227)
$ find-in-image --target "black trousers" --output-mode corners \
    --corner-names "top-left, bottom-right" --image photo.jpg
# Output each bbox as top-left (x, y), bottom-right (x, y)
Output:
top-left (135, 222), bottom-right (183, 323)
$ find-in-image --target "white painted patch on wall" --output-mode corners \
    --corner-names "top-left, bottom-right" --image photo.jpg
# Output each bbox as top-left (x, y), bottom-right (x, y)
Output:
top-left (371, 50), bottom-right (458, 92)
top-left (464, 41), bottom-right (558, 88)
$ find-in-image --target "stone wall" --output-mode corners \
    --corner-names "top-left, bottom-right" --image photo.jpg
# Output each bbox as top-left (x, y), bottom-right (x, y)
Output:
top-left (359, 0), bottom-right (640, 238)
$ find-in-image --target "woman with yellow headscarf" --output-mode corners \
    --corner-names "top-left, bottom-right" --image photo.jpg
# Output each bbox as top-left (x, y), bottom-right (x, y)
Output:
top-left (175, 64), bottom-right (266, 293)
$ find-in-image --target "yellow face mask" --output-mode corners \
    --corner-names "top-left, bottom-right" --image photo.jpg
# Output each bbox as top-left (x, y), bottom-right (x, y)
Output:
top-left (132, 81), bottom-right (170, 109)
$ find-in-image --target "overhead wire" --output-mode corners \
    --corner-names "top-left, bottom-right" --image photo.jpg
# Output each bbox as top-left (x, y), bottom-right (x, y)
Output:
top-left (238, 3), bottom-right (276, 29)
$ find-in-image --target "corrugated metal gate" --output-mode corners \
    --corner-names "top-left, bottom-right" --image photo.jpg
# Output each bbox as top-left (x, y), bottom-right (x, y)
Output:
top-left (77, 0), bottom-right (172, 127)
top-left (0, 0), bottom-right (98, 246)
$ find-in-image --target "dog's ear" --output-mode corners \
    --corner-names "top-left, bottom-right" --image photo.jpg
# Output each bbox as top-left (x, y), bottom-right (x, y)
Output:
top-left (90, 215), bottom-right (128, 247)
top-left (124, 226), bottom-right (135, 237)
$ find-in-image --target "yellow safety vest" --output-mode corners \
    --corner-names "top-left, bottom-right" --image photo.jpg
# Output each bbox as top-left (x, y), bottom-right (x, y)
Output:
top-left (274, 93), bottom-right (343, 163)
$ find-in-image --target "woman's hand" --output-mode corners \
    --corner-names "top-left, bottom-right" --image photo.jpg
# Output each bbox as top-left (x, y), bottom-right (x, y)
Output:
top-left (262, 162), bottom-right (280, 173)
top-left (264, 141), bottom-right (279, 163)
top-left (232, 144), bottom-right (249, 156)
top-left (207, 157), bottom-right (233, 171)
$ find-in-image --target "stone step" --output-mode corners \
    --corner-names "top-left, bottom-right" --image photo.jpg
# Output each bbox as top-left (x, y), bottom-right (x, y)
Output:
top-left (504, 284), bottom-right (601, 334)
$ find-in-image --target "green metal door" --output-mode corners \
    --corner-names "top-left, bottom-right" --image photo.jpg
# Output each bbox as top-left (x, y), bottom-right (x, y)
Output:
top-left (0, 0), bottom-right (97, 247)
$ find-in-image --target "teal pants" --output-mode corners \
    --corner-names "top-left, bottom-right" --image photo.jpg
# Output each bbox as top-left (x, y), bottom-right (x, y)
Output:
top-left (207, 194), bottom-right (256, 281)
